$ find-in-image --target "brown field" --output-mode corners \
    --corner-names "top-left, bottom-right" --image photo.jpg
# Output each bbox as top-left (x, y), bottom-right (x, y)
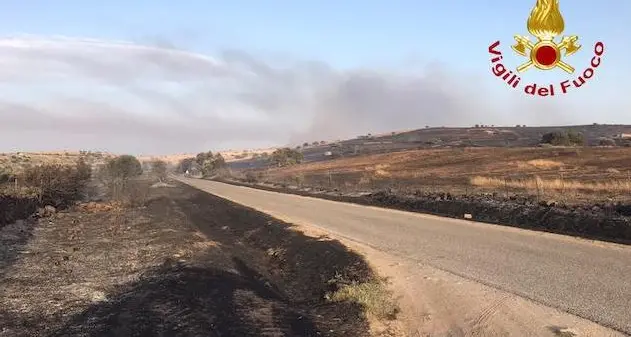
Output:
top-left (261, 147), bottom-right (631, 203)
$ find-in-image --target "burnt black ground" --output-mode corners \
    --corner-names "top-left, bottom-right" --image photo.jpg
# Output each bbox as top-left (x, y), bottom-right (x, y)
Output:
top-left (1, 180), bottom-right (379, 337)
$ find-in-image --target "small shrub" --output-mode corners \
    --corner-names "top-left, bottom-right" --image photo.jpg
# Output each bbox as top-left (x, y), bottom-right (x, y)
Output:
top-left (328, 281), bottom-right (399, 320)
top-left (123, 180), bottom-right (150, 207)
top-left (540, 130), bottom-right (585, 146)
top-left (0, 168), bottom-right (15, 184)
top-left (599, 138), bottom-right (616, 146)
top-left (20, 159), bottom-right (92, 208)
top-left (245, 171), bottom-right (258, 183)
top-left (293, 174), bottom-right (305, 187)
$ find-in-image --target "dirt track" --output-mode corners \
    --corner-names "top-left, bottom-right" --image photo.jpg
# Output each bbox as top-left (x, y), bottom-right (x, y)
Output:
top-left (177, 177), bottom-right (631, 336)
top-left (1, 180), bottom-right (389, 337)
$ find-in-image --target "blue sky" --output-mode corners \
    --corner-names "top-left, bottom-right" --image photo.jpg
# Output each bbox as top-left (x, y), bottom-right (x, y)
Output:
top-left (3, 0), bottom-right (627, 69)
top-left (0, 1), bottom-right (629, 153)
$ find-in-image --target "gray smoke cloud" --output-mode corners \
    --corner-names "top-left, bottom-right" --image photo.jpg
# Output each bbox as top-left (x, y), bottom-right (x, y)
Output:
top-left (0, 35), bottom-right (590, 154)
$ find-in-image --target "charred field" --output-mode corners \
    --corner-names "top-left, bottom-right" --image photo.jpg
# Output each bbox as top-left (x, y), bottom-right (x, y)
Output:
top-left (0, 179), bottom-right (397, 337)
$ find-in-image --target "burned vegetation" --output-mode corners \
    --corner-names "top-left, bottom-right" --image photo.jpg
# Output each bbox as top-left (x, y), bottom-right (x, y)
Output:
top-left (1, 154), bottom-right (397, 337)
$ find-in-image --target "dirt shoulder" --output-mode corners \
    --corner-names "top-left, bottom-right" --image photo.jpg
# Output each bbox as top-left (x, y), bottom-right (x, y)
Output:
top-left (293, 224), bottom-right (625, 337)
top-left (1, 179), bottom-right (399, 337)
top-left (215, 178), bottom-right (631, 245)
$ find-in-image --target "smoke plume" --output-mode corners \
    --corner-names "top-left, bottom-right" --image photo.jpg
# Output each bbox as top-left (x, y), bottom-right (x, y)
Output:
top-left (0, 35), bottom-right (595, 154)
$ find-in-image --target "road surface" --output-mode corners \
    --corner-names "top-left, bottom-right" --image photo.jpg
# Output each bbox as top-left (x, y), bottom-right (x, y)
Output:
top-left (177, 177), bottom-right (631, 334)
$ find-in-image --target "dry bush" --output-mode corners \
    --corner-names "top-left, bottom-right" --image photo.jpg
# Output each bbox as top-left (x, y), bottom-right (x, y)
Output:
top-left (100, 175), bottom-right (149, 207)
top-left (292, 173), bottom-right (305, 187)
top-left (358, 172), bottom-right (374, 186)
top-left (0, 159), bottom-right (91, 224)
top-left (150, 160), bottom-right (168, 181)
top-left (327, 280), bottom-right (399, 320)
top-left (122, 180), bottom-right (150, 207)
top-left (0, 187), bottom-right (40, 225)
top-left (244, 171), bottom-right (258, 183)
top-left (19, 159), bottom-right (92, 208)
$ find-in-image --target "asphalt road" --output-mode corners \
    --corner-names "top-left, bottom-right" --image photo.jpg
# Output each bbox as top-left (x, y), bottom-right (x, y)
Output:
top-left (177, 177), bottom-right (631, 334)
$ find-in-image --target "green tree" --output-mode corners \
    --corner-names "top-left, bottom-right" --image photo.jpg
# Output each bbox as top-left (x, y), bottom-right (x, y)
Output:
top-left (106, 155), bottom-right (143, 181)
top-left (195, 151), bottom-right (227, 177)
top-left (196, 151), bottom-right (213, 166)
top-left (270, 148), bottom-right (304, 167)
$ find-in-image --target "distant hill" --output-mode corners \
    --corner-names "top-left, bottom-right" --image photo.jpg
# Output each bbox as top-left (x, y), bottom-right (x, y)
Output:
top-left (229, 124), bottom-right (631, 171)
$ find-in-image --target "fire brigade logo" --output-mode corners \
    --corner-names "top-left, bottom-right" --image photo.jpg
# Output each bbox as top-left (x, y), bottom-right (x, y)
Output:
top-left (511, 0), bottom-right (580, 73)
top-left (488, 0), bottom-right (605, 96)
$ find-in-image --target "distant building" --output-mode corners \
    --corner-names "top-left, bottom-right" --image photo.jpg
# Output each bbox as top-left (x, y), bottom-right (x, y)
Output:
top-left (324, 151), bottom-right (332, 156)
top-left (614, 133), bottom-right (631, 139)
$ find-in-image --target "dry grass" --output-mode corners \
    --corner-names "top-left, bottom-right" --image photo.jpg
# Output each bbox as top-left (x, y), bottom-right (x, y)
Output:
top-left (470, 175), bottom-right (631, 193)
top-left (0, 152), bottom-right (112, 175)
top-left (328, 280), bottom-right (399, 321)
top-left (370, 164), bottom-right (391, 177)
top-left (263, 147), bottom-right (631, 202)
top-left (518, 159), bottom-right (564, 169)
top-left (269, 147), bottom-right (631, 177)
